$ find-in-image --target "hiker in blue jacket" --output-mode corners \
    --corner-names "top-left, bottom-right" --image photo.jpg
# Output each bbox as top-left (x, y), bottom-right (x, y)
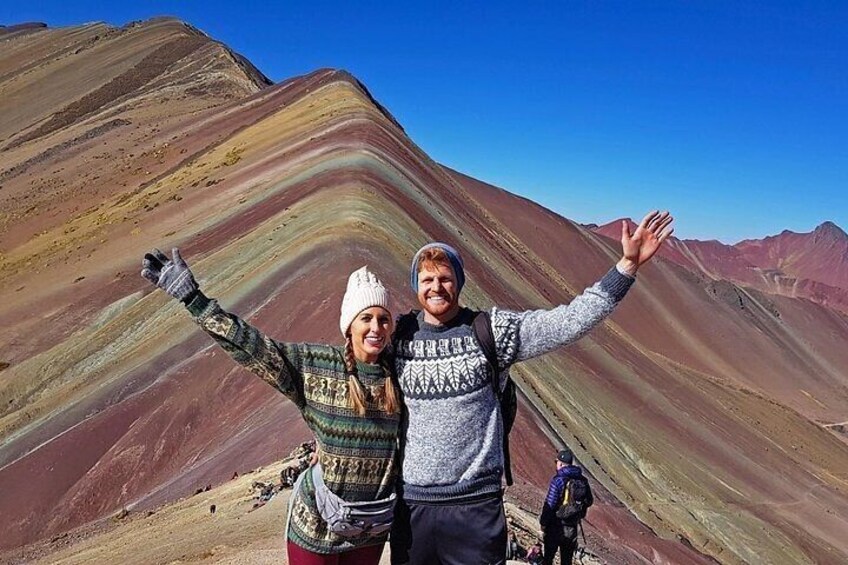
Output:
top-left (540, 448), bottom-right (593, 565)
top-left (390, 210), bottom-right (674, 564)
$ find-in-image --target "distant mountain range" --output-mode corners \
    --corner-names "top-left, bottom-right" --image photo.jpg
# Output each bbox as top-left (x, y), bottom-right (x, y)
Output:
top-left (1, 18), bottom-right (847, 564)
top-left (592, 220), bottom-right (848, 314)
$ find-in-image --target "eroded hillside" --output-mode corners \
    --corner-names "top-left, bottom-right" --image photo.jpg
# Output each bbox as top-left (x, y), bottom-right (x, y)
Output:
top-left (1, 18), bottom-right (847, 565)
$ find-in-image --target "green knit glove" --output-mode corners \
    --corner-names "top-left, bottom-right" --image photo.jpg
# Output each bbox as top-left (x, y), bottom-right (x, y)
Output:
top-left (141, 247), bottom-right (198, 303)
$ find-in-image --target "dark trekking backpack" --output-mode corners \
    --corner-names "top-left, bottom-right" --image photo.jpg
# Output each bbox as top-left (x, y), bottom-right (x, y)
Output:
top-left (393, 309), bottom-right (519, 486)
top-left (555, 475), bottom-right (593, 524)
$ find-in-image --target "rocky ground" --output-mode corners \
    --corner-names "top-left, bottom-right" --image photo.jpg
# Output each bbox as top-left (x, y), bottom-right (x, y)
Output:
top-left (0, 456), bottom-right (602, 565)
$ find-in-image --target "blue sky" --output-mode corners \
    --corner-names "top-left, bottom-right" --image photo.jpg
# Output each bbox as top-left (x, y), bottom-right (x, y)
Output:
top-left (4, 1), bottom-right (846, 242)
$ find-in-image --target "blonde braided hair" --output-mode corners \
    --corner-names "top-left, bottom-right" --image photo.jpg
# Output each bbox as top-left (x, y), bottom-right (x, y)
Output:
top-left (344, 335), bottom-right (399, 416)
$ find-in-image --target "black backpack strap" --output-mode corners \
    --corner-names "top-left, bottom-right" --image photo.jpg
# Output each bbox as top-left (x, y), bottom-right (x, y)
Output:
top-left (392, 310), bottom-right (421, 475)
top-left (583, 475), bottom-right (594, 507)
top-left (472, 310), bottom-right (515, 486)
top-left (394, 310), bottom-right (421, 343)
top-left (472, 310), bottom-right (499, 384)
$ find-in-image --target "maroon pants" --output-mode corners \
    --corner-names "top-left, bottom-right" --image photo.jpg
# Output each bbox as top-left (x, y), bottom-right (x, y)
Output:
top-left (287, 540), bottom-right (385, 565)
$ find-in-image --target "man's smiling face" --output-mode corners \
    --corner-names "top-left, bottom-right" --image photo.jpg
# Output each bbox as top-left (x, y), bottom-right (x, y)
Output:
top-left (416, 261), bottom-right (461, 324)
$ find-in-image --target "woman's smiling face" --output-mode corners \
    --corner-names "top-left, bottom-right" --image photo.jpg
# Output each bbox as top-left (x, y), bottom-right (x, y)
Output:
top-left (349, 306), bottom-right (393, 363)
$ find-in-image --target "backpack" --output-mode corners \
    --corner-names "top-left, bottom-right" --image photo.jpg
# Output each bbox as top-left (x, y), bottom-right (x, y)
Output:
top-left (555, 475), bottom-right (593, 524)
top-left (471, 310), bottom-right (518, 487)
top-left (394, 309), bottom-right (518, 486)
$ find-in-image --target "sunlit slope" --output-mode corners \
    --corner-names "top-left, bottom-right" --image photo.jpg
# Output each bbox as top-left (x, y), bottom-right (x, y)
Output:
top-left (0, 55), bottom-right (570, 550)
top-left (450, 169), bottom-right (848, 564)
top-left (0, 69), bottom-right (428, 549)
top-left (0, 19), bottom-right (846, 564)
top-left (0, 55), bottom-right (700, 559)
top-left (0, 17), bottom-right (269, 254)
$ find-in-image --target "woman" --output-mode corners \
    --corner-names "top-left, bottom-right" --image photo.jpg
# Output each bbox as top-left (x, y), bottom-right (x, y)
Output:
top-left (142, 248), bottom-right (400, 564)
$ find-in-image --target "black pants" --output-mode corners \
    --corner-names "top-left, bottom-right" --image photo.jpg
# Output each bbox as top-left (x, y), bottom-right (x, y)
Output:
top-left (542, 524), bottom-right (577, 565)
top-left (390, 494), bottom-right (507, 565)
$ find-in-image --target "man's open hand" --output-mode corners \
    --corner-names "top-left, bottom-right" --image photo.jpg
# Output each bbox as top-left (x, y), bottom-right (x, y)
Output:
top-left (618, 210), bottom-right (674, 275)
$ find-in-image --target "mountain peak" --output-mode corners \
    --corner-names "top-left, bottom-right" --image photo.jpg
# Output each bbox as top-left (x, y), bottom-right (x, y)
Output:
top-left (0, 22), bottom-right (48, 35)
top-left (814, 221), bottom-right (847, 239)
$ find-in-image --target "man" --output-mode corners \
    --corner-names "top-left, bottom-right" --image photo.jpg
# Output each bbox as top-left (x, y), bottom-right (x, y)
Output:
top-left (390, 211), bottom-right (674, 564)
top-left (539, 448), bottom-right (593, 565)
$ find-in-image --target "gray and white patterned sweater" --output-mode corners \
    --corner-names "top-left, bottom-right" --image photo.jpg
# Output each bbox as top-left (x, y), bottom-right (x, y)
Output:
top-left (393, 266), bottom-right (634, 503)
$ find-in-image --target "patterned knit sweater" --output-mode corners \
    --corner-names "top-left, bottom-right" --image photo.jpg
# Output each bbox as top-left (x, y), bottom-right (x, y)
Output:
top-left (393, 266), bottom-right (633, 503)
top-left (186, 292), bottom-right (400, 554)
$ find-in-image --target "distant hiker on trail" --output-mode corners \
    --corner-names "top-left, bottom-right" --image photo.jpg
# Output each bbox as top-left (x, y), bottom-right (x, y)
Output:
top-left (539, 448), bottom-right (594, 565)
top-left (507, 532), bottom-right (525, 560)
top-left (390, 210), bottom-right (673, 564)
top-left (141, 252), bottom-right (400, 565)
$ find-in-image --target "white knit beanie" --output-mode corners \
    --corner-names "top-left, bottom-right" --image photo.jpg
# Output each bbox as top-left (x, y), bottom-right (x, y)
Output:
top-left (340, 266), bottom-right (390, 336)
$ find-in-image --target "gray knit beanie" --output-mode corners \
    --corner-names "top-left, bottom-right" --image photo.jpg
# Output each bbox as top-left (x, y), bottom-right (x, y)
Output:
top-left (340, 266), bottom-right (390, 336)
top-left (410, 242), bottom-right (465, 292)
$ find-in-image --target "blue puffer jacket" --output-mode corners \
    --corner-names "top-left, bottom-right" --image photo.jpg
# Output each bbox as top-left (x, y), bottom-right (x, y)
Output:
top-left (539, 465), bottom-right (584, 527)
